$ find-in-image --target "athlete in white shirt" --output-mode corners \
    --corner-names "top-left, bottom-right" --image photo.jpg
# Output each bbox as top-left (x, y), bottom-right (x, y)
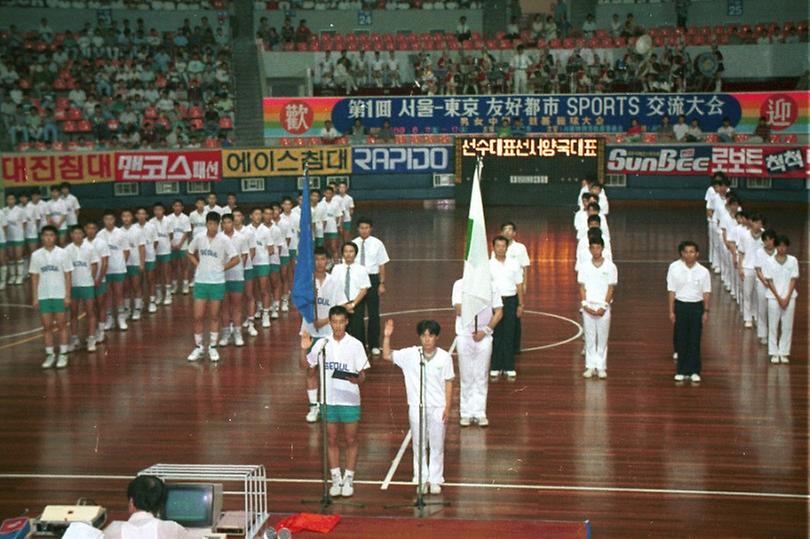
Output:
top-left (168, 199), bottom-right (192, 294)
top-left (135, 207), bottom-right (159, 313)
top-left (353, 218), bottom-right (389, 355)
top-left (302, 247), bottom-right (343, 423)
top-left (66, 225), bottom-right (100, 352)
top-left (489, 236), bottom-right (524, 379)
top-left (84, 221), bottom-right (110, 345)
top-left (578, 236), bottom-right (618, 379)
top-left (4, 193), bottom-right (28, 285)
top-left (218, 213), bottom-right (250, 348)
top-left (20, 192), bottom-right (40, 281)
top-left (121, 210), bottom-right (146, 321)
top-left (99, 211), bottom-right (131, 331)
top-left (46, 185), bottom-right (69, 245)
top-left (60, 183), bottom-right (81, 227)
top-left (189, 197), bottom-right (208, 238)
top-left (232, 208), bottom-right (259, 337)
top-left (204, 192), bottom-right (225, 216)
top-left (264, 206), bottom-right (285, 319)
top-left (501, 221), bottom-right (530, 353)
top-left (452, 277), bottom-right (502, 426)
top-left (337, 181), bottom-right (354, 242)
top-left (736, 213), bottom-right (763, 328)
top-left (331, 242), bottom-right (371, 346)
top-left (322, 186), bottom-right (343, 265)
top-left (186, 212), bottom-right (240, 362)
top-left (31, 190), bottom-right (49, 232)
top-left (0, 207), bottom-right (6, 289)
top-left (270, 202), bottom-right (291, 316)
top-left (753, 229), bottom-right (777, 344)
top-left (666, 241), bottom-right (711, 383)
top-left (249, 208), bottom-right (273, 328)
top-left (311, 189), bottom-right (325, 248)
top-left (762, 235), bottom-right (798, 364)
top-left (149, 202), bottom-right (173, 305)
top-left (281, 196), bottom-right (299, 308)
top-left (29, 226), bottom-right (73, 368)
top-left (223, 193), bottom-right (238, 215)
top-left (382, 318), bottom-right (454, 494)
top-left (300, 306), bottom-right (369, 498)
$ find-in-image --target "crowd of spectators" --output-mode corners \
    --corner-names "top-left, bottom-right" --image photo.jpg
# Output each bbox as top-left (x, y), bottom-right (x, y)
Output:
top-left (1, 16), bottom-right (234, 151)
top-left (258, 0), bottom-right (481, 10)
top-left (0, 0), bottom-right (228, 10)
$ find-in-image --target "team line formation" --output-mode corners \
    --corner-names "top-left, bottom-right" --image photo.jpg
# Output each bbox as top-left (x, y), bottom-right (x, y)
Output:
top-left (0, 174), bottom-right (799, 496)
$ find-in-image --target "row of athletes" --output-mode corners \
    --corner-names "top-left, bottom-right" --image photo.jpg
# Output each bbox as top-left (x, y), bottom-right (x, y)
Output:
top-left (704, 174), bottom-right (799, 366)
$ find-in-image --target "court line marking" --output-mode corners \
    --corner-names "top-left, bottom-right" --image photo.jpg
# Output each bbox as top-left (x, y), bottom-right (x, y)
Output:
top-left (0, 303), bottom-right (41, 340)
top-left (0, 473), bottom-right (804, 500)
top-left (381, 430), bottom-right (412, 491)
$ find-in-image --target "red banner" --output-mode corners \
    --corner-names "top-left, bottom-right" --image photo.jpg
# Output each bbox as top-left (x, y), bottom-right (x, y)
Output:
top-left (114, 151), bottom-right (221, 182)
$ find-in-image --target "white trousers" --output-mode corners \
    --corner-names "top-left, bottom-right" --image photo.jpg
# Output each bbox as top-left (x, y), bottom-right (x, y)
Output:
top-left (741, 268), bottom-right (757, 322)
top-left (583, 309), bottom-right (611, 370)
top-left (756, 281), bottom-right (769, 339)
top-left (409, 405), bottom-right (446, 485)
top-left (457, 334), bottom-right (492, 419)
top-left (708, 221), bottom-right (716, 266)
top-left (767, 297), bottom-right (795, 357)
top-left (513, 70), bottom-right (528, 94)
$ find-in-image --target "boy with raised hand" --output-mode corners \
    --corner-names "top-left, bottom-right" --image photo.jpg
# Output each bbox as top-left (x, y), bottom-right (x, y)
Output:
top-left (30, 225), bottom-right (72, 368)
top-left (382, 318), bottom-right (454, 495)
top-left (186, 212), bottom-right (240, 362)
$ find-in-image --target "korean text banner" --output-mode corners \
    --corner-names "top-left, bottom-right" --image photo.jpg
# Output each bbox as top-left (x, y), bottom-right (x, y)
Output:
top-left (263, 92), bottom-right (809, 138)
top-left (223, 146), bottom-right (351, 178)
top-left (352, 145), bottom-right (452, 174)
top-left (1, 152), bottom-right (115, 186)
top-left (606, 145), bottom-right (810, 178)
top-left (115, 151), bottom-right (221, 182)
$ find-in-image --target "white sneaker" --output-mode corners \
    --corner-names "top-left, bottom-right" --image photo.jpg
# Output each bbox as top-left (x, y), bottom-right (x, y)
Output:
top-left (254, 310), bottom-right (262, 320)
top-left (132, 308), bottom-right (142, 321)
top-left (247, 323), bottom-right (258, 337)
top-left (340, 475), bottom-right (354, 497)
top-left (96, 328), bottom-right (105, 343)
top-left (329, 475), bottom-right (342, 497)
top-left (56, 354), bottom-right (69, 369)
top-left (582, 368), bottom-right (595, 378)
top-left (187, 346), bottom-right (204, 362)
top-left (87, 337), bottom-right (97, 352)
top-left (597, 369), bottom-right (607, 379)
top-left (371, 347), bottom-right (381, 356)
top-left (744, 321), bottom-right (753, 328)
top-left (69, 335), bottom-right (81, 352)
top-left (170, 282), bottom-right (177, 294)
top-left (281, 299), bottom-right (289, 312)
top-left (779, 356), bottom-right (790, 364)
top-left (218, 331), bottom-right (231, 347)
top-left (690, 374), bottom-right (701, 383)
top-left (713, 266), bottom-right (721, 274)
top-left (672, 352), bottom-right (678, 360)
top-left (163, 294), bottom-right (172, 306)
top-left (429, 483), bottom-right (442, 495)
top-left (14, 275), bottom-right (23, 285)
top-left (233, 330), bottom-right (245, 347)
top-left (489, 370), bottom-right (500, 378)
top-left (104, 316), bottom-right (114, 331)
top-left (182, 282), bottom-right (190, 294)
top-left (306, 404), bottom-right (320, 423)
top-left (148, 301), bottom-right (157, 313)
top-left (505, 370), bottom-right (517, 379)
top-left (118, 316), bottom-right (128, 331)
top-left (41, 354), bottom-right (57, 369)
top-left (261, 312), bottom-right (271, 328)
top-left (271, 308), bottom-right (280, 320)
top-left (770, 355), bottom-right (780, 364)
top-left (459, 416), bottom-right (471, 427)
top-left (674, 374), bottom-right (686, 382)
top-left (208, 346), bottom-right (220, 362)
top-left (476, 416), bottom-right (489, 427)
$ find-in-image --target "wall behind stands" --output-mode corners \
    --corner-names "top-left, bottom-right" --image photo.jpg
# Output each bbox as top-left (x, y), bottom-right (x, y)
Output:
top-left (260, 42), bottom-right (809, 84)
top-left (0, 7), bottom-right (229, 33)
top-left (254, 8), bottom-right (482, 36)
top-left (595, 0), bottom-right (805, 28)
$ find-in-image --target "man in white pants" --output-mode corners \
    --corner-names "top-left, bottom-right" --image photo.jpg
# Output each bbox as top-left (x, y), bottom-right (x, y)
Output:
top-left (753, 229), bottom-right (777, 344)
top-left (763, 235), bottom-right (798, 365)
top-left (382, 318), bottom-right (454, 495)
top-left (736, 213), bottom-right (763, 328)
top-left (578, 236), bottom-right (617, 379)
top-left (452, 277), bottom-right (502, 427)
top-left (510, 44), bottom-right (531, 94)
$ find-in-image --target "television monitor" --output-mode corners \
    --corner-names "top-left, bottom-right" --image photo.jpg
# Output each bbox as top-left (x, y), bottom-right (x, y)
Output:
top-left (163, 483), bottom-right (223, 529)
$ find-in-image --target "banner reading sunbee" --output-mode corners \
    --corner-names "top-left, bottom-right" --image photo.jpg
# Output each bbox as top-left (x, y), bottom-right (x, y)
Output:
top-left (264, 92), bottom-right (809, 138)
top-left (455, 136), bottom-right (605, 206)
top-left (223, 146), bottom-right (351, 178)
top-left (352, 145), bottom-right (452, 174)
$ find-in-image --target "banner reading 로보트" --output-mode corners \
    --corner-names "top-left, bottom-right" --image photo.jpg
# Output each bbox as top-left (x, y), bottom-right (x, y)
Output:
top-left (264, 92), bottom-right (809, 138)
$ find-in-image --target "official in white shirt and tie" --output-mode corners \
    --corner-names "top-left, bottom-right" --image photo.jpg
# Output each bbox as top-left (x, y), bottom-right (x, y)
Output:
top-left (353, 217), bottom-right (390, 355)
top-left (500, 221), bottom-right (530, 353)
top-left (489, 235), bottom-right (524, 379)
top-left (331, 242), bottom-right (371, 346)
top-left (666, 241), bottom-right (711, 383)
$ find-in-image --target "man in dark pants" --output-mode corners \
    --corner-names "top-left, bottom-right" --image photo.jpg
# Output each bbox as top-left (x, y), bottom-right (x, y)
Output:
top-left (353, 218), bottom-right (390, 357)
top-left (667, 240), bottom-right (711, 383)
top-left (331, 242), bottom-right (371, 345)
top-left (489, 236), bottom-right (524, 380)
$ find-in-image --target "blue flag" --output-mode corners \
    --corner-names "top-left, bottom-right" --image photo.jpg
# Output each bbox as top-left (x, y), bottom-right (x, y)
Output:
top-left (292, 170), bottom-right (314, 323)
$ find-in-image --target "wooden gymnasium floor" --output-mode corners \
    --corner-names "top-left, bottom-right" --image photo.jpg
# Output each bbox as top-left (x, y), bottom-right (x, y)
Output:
top-left (0, 200), bottom-right (806, 538)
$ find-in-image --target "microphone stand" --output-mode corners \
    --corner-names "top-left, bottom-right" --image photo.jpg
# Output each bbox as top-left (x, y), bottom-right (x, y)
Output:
top-left (385, 347), bottom-right (450, 516)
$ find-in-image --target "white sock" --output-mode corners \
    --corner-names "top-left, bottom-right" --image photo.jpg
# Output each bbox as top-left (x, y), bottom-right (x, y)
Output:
top-left (307, 389), bottom-right (318, 404)
top-left (272, 300), bottom-right (279, 309)
top-left (343, 470), bottom-right (354, 481)
top-left (118, 307), bottom-right (127, 317)
top-left (256, 301), bottom-right (263, 311)
top-left (209, 332), bottom-right (218, 346)
top-left (45, 346), bottom-right (54, 355)
top-left (59, 344), bottom-right (68, 354)
top-left (194, 333), bottom-right (203, 347)
top-left (149, 295), bottom-right (156, 302)
top-left (330, 467), bottom-right (342, 479)
top-left (263, 308), bottom-right (270, 315)
top-left (16, 260), bottom-right (24, 277)
top-left (165, 284), bottom-right (172, 294)
top-left (123, 298), bottom-right (132, 310)
top-left (134, 298), bottom-right (143, 309)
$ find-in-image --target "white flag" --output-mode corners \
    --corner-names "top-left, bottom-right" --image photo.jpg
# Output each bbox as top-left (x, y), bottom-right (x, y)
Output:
top-left (461, 158), bottom-right (493, 327)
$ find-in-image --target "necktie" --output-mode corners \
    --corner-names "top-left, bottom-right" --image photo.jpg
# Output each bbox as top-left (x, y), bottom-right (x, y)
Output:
top-left (344, 265), bottom-right (351, 301)
top-left (360, 239), bottom-right (366, 267)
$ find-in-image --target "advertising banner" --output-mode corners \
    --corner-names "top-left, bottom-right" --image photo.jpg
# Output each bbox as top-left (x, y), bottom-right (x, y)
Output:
top-left (263, 92), bottom-right (809, 138)
top-left (352, 145), bottom-right (452, 174)
top-left (115, 151), bottom-right (221, 182)
top-left (606, 144), bottom-right (810, 178)
top-left (1, 152), bottom-right (114, 185)
top-left (223, 146), bottom-right (351, 178)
